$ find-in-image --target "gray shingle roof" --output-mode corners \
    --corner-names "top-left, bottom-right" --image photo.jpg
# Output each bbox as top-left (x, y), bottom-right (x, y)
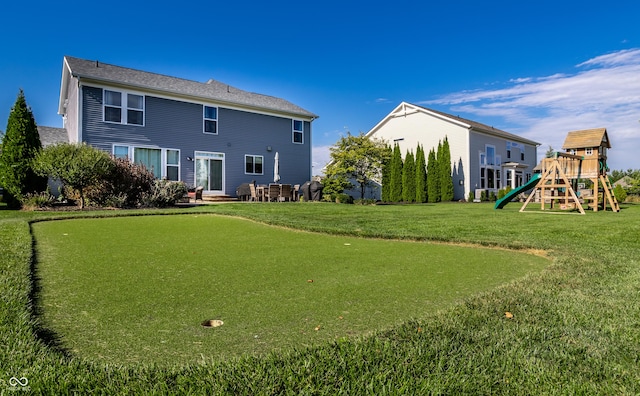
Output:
top-left (415, 104), bottom-right (540, 146)
top-left (64, 56), bottom-right (317, 119)
top-left (38, 126), bottom-right (68, 147)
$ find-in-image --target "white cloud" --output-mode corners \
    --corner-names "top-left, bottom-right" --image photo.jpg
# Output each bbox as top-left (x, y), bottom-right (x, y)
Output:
top-left (312, 145), bottom-right (332, 176)
top-left (422, 49), bottom-right (640, 170)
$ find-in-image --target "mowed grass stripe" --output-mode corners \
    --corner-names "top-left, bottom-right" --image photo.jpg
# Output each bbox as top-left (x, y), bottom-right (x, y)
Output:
top-left (32, 214), bottom-right (548, 365)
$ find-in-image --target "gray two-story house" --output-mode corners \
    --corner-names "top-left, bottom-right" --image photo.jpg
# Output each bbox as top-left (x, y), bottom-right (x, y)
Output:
top-left (58, 56), bottom-right (317, 196)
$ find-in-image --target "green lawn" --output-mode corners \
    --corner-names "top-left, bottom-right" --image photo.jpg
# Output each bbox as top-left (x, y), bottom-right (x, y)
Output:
top-left (2, 202), bottom-right (640, 394)
top-left (32, 214), bottom-right (547, 364)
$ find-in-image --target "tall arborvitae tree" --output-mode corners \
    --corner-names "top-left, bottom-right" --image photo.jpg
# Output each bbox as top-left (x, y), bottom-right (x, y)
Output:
top-left (415, 144), bottom-right (427, 203)
top-left (427, 148), bottom-right (439, 203)
top-left (380, 144), bottom-right (392, 202)
top-left (0, 90), bottom-right (47, 207)
top-left (402, 149), bottom-right (416, 203)
top-left (440, 137), bottom-right (454, 201)
top-left (389, 144), bottom-right (403, 202)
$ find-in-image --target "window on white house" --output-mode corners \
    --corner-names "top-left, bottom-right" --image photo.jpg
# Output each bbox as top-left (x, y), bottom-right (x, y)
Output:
top-left (204, 106), bottom-right (218, 134)
top-left (245, 155), bottom-right (263, 175)
top-left (521, 152), bottom-right (525, 161)
top-left (104, 90), bottom-right (144, 125)
top-left (292, 120), bottom-right (303, 144)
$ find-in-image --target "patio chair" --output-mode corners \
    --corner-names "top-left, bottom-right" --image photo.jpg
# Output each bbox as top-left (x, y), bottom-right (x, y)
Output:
top-left (188, 186), bottom-right (204, 202)
top-left (266, 184), bottom-right (280, 202)
top-left (249, 183), bottom-right (258, 202)
top-left (293, 184), bottom-right (300, 201)
top-left (279, 184), bottom-right (292, 202)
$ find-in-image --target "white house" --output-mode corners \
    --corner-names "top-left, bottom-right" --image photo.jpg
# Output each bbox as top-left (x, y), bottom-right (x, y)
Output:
top-left (365, 102), bottom-right (540, 200)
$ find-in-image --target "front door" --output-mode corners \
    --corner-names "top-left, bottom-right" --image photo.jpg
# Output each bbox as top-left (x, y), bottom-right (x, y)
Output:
top-left (195, 151), bottom-right (224, 193)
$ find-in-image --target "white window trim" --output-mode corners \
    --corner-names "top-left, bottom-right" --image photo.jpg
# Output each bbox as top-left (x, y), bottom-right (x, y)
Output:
top-left (111, 144), bottom-right (179, 180)
top-left (586, 148), bottom-right (593, 156)
top-left (103, 89), bottom-right (145, 126)
top-left (245, 154), bottom-right (264, 175)
top-left (203, 105), bottom-right (218, 135)
top-left (292, 119), bottom-right (304, 144)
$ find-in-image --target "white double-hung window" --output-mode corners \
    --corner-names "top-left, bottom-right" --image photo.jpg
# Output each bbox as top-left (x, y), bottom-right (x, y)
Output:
top-left (292, 120), bottom-right (303, 144)
top-left (104, 89), bottom-right (144, 125)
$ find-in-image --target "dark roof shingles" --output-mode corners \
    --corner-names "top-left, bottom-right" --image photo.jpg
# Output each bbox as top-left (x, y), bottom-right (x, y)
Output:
top-left (65, 56), bottom-right (316, 119)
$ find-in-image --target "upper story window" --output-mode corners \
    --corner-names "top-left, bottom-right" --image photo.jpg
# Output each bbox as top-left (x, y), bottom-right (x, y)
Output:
top-left (292, 120), bottom-right (303, 144)
top-left (104, 90), bottom-right (144, 125)
top-left (586, 148), bottom-right (593, 156)
top-left (485, 145), bottom-right (495, 166)
top-left (245, 155), bottom-right (263, 175)
top-left (204, 106), bottom-right (218, 134)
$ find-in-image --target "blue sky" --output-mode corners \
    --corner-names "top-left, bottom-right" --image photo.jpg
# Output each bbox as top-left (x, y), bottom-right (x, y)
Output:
top-left (2, 1), bottom-right (639, 172)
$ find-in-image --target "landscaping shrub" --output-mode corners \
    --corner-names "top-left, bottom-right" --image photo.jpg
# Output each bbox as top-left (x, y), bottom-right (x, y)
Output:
top-left (497, 186), bottom-right (512, 200)
top-left (19, 191), bottom-right (54, 210)
top-left (468, 191), bottom-right (475, 202)
top-left (142, 179), bottom-right (188, 207)
top-left (480, 190), bottom-right (487, 201)
top-left (334, 193), bottom-right (353, 204)
top-left (354, 198), bottom-right (376, 205)
top-left (87, 158), bottom-right (154, 208)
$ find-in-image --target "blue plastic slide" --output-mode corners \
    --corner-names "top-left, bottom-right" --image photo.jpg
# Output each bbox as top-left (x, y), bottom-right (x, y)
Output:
top-left (494, 173), bottom-right (541, 209)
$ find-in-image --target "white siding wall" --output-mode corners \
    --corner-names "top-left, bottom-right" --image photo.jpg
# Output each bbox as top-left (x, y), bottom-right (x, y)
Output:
top-left (64, 77), bottom-right (79, 143)
top-left (369, 105), bottom-right (471, 200)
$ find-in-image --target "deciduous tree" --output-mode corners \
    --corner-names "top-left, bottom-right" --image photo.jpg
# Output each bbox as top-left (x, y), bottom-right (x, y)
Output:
top-left (324, 132), bottom-right (390, 200)
top-left (34, 143), bottom-right (113, 208)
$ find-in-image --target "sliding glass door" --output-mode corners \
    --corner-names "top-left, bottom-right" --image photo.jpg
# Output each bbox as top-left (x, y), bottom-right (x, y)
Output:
top-left (195, 151), bottom-right (224, 193)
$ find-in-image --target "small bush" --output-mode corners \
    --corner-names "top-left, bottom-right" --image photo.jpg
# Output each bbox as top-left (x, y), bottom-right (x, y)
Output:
top-left (354, 198), bottom-right (376, 205)
top-left (334, 193), bottom-right (353, 204)
top-left (20, 191), bottom-right (54, 210)
top-left (497, 186), bottom-right (512, 200)
top-left (468, 191), bottom-right (475, 202)
top-left (480, 190), bottom-right (487, 202)
top-left (142, 179), bottom-right (188, 207)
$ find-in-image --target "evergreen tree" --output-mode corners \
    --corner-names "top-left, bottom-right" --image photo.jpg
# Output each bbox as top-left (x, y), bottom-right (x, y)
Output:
top-left (440, 137), bottom-right (454, 201)
top-left (0, 90), bottom-right (47, 207)
top-left (402, 150), bottom-right (416, 202)
top-left (415, 144), bottom-right (427, 203)
top-left (380, 144), bottom-right (392, 202)
top-left (427, 148), bottom-right (439, 203)
top-left (389, 144), bottom-right (403, 202)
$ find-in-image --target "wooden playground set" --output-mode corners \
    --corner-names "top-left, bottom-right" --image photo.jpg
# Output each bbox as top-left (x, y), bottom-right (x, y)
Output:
top-left (496, 128), bottom-right (619, 215)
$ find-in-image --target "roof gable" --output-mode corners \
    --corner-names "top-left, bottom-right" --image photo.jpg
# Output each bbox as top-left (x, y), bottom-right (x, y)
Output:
top-left (61, 56), bottom-right (317, 120)
top-left (366, 102), bottom-right (539, 146)
top-left (562, 128), bottom-right (610, 149)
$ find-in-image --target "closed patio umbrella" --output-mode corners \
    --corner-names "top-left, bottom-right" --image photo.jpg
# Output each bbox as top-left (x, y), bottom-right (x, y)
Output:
top-left (274, 152), bottom-right (281, 183)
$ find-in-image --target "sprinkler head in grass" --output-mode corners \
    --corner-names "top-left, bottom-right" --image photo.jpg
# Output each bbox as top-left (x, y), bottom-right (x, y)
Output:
top-left (201, 319), bottom-right (224, 328)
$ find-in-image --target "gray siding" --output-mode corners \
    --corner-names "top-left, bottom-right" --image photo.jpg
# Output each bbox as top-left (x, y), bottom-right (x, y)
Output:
top-left (469, 130), bottom-right (537, 190)
top-left (81, 85), bottom-right (312, 195)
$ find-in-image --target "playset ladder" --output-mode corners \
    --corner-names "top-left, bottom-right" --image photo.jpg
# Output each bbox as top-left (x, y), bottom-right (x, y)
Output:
top-left (600, 175), bottom-right (620, 212)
